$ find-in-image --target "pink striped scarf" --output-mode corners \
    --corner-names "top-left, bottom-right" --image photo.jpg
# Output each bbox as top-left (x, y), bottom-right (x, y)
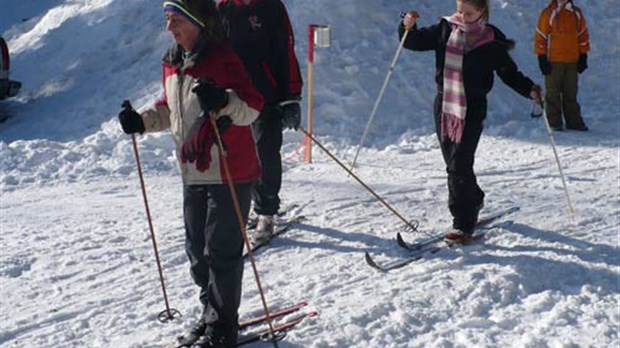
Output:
top-left (441, 14), bottom-right (494, 143)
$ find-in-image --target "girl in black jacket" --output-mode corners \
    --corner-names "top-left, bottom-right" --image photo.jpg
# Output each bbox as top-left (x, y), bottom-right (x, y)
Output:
top-left (399, 0), bottom-right (542, 243)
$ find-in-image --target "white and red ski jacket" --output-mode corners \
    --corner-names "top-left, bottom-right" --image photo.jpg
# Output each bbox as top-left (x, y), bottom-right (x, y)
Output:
top-left (141, 42), bottom-right (264, 185)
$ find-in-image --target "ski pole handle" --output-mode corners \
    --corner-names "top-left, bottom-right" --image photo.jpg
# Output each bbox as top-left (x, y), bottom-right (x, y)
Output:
top-left (400, 11), bottom-right (419, 31)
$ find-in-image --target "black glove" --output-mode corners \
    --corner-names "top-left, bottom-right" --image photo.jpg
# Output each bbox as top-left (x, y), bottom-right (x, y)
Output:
top-left (577, 54), bottom-right (588, 74)
top-left (192, 79), bottom-right (228, 113)
top-left (538, 55), bottom-right (552, 75)
top-left (281, 102), bottom-right (301, 130)
top-left (119, 100), bottom-right (145, 134)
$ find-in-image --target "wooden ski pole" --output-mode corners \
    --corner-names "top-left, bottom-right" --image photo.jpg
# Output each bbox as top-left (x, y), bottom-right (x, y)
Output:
top-left (208, 115), bottom-right (282, 347)
top-left (299, 127), bottom-right (424, 235)
top-left (125, 101), bottom-right (180, 323)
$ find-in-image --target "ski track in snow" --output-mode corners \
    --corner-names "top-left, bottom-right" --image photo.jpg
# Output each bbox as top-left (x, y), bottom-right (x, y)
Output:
top-left (2, 135), bottom-right (618, 347)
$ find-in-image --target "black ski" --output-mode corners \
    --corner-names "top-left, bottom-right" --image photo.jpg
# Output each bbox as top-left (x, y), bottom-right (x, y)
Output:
top-left (365, 221), bottom-right (512, 272)
top-left (395, 206), bottom-right (520, 251)
top-left (243, 215), bottom-right (305, 258)
top-left (366, 206), bottom-right (520, 271)
top-left (365, 246), bottom-right (442, 272)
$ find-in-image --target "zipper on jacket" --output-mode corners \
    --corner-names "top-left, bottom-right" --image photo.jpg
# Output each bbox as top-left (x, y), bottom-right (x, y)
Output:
top-left (177, 68), bottom-right (185, 141)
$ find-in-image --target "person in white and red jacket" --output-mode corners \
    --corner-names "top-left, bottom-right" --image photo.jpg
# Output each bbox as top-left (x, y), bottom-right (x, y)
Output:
top-left (217, 0), bottom-right (303, 244)
top-left (119, 1), bottom-right (263, 347)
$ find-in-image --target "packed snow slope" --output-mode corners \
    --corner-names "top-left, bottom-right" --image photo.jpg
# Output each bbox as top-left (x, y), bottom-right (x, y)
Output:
top-left (1, 1), bottom-right (619, 347)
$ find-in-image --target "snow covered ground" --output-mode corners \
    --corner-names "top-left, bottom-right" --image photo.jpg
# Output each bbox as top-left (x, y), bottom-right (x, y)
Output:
top-left (1, 0), bottom-right (619, 347)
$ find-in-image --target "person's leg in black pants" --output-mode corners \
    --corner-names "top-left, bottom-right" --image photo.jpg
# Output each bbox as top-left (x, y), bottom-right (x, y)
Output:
top-left (183, 182), bottom-right (253, 345)
top-left (251, 106), bottom-right (283, 216)
top-left (434, 96), bottom-right (486, 233)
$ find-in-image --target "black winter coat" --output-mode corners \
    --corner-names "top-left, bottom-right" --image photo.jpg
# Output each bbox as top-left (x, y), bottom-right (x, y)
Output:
top-left (218, 0), bottom-right (303, 104)
top-left (398, 19), bottom-right (534, 102)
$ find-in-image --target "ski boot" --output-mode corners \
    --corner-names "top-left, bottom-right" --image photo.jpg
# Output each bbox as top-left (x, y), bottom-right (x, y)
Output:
top-left (177, 317), bottom-right (207, 347)
top-left (250, 215), bottom-right (275, 245)
top-left (444, 229), bottom-right (475, 245)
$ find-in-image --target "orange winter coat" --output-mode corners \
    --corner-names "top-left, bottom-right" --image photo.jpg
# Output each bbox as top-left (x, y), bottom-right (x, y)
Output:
top-left (535, 1), bottom-right (590, 63)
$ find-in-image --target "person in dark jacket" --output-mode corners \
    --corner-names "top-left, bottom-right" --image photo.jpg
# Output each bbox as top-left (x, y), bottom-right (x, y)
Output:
top-left (119, 1), bottom-right (263, 347)
top-left (217, 0), bottom-right (303, 244)
top-left (399, 0), bottom-right (542, 243)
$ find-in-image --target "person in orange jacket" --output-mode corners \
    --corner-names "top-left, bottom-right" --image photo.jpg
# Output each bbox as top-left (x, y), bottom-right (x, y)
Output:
top-left (535, 0), bottom-right (590, 131)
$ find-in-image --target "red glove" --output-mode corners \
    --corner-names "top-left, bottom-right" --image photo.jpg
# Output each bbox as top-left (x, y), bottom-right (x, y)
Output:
top-left (180, 119), bottom-right (214, 172)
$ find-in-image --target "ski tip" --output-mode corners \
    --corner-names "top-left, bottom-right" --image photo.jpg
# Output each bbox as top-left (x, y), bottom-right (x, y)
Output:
top-left (396, 232), bottom-right (409, 249)
top-left (364, 252), bottom-right (385, 272)
top-left (508, 206), bottom-right (521, 213)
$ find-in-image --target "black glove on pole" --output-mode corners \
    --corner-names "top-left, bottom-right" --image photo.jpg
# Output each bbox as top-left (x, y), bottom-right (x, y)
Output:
top-left (281, 102), bottom-right (301, 130)
top-left (192, 79), bottom-right (228, 113)
top-left (119, 100), bottom-right (145, 134)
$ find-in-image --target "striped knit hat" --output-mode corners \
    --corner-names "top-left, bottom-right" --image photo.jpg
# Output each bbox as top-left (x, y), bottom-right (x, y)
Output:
top-left (163, 0), bottom-right (207, 28)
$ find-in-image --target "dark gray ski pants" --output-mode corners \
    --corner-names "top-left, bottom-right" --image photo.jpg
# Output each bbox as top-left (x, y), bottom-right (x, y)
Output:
top-left (183, 182), bottom-right (253, 332)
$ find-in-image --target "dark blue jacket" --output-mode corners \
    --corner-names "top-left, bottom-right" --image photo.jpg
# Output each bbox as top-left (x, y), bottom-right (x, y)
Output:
top-left (218, 0), bottom-right (303, 104)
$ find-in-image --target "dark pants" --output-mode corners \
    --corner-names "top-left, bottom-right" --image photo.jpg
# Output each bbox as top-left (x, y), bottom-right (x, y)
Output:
top-left (544, 62), bottom-right (586, 129)
top-left (251, 105), bottom-right (283, 215)
top-left (434, 94), bottom-right (485, 232)
top-left (183, 182), bottom-right (253, 339)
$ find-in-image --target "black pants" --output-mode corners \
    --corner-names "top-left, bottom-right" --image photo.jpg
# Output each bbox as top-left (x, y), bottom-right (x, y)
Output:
top-left (183, 182), bottom-right (253, 338)
top-left (434, 94), bottom-right (485, 232)
top-left (251, 105), bottom-right (283, 215)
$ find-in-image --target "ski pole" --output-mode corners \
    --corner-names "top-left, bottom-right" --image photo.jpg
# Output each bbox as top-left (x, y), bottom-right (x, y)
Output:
top-left (124, 101), bottom-right (180, 323)
top-left (538, 100), bottom-right (575, 218)
top-left (299, 127), bottom-right (423, 235)
top-left (350, 11), bottom-right (418, 171)
top-left (208, 114), bottom-right (282, 348)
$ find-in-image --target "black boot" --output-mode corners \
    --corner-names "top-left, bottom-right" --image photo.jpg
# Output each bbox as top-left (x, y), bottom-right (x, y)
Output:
top-left (176, 316), bottom-right (207, 347)
top-left (191, 335), bottom-right (214, 348)
top-left (191, 333), bottom-right (233, 348)
top-left (191, 324), bottom-right (237, 348)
